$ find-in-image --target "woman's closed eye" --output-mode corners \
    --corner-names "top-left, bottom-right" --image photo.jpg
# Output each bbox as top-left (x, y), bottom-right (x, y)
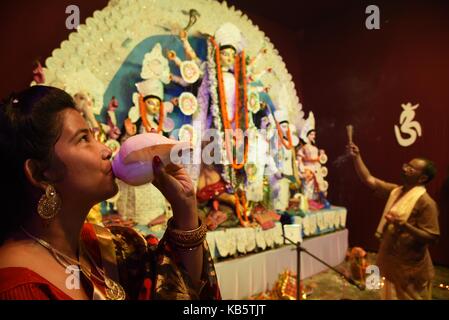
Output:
top-left (79, 133), bottom-right (91, 143)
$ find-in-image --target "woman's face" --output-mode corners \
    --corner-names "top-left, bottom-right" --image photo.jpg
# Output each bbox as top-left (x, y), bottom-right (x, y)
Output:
top-left (50, 109), bottom-right (118, 206)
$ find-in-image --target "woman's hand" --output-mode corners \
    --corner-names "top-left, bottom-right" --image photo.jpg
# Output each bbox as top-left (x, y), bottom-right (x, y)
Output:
top-left (152, 156), bottom-right (198, 230)
top-left (152, 155), bottom-right (204, 285)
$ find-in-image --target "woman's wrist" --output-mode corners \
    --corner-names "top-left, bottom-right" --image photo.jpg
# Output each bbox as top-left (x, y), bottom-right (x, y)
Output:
top-left (172, 204), bottom-right (199, 230)
top-left (166, 217), bottom-right (207, 250)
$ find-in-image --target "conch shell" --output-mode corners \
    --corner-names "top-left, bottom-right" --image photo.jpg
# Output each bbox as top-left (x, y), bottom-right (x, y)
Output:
top-left (112, 133), bottom-right (192, 186)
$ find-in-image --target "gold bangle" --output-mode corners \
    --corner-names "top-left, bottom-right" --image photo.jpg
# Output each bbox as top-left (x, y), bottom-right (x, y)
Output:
top-left (166, 217), bottom-right (207, 249)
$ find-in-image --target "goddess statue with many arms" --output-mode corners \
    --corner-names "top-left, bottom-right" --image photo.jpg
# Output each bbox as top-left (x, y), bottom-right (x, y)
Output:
top-left (183, 22), bottom-right (278, 229)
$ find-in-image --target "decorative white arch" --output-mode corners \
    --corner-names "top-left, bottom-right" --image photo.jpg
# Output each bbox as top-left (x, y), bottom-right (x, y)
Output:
top-left (40, 0), bottom-right (305, 128)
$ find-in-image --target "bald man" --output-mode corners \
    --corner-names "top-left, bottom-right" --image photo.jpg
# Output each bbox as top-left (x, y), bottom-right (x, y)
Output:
top-left (347, 142), bottom-right (440, 300)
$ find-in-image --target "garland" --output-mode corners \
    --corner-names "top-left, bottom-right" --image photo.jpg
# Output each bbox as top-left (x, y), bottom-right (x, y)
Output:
top-left (209, 36), bottom-right (249, 170)
top-left (139, 94), bottom-right (164, 133)
top-left (233, 49), bottom-right (240, 124)
top-left (264, 97), bottom-right (294, 150)
top-left (242, 51), bottom-right (249, 166)
top-left (207, 40), bottom-right (229, 181)
top-left (275, 120), bottom-right (294, 149)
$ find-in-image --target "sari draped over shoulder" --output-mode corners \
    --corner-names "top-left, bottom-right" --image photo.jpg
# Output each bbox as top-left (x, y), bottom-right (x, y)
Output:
top-left (80, 223), bottom-right (221, 300)
top-left (0, 223), bottom-right (221, 300)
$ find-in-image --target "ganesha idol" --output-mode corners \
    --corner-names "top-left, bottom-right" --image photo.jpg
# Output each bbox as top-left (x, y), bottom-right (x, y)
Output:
top-left (73, 91), bottom-right (102, 138)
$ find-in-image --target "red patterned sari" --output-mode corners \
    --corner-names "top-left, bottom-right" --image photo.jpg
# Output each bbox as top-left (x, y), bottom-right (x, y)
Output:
top-left (0, 223), bottom-right (221, 300)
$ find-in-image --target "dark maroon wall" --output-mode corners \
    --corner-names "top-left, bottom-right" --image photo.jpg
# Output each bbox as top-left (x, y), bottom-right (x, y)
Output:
top-left (0, 0), bottom-right (109, 98)
top-left (295, 1), bottom-right (449, 266)
top-left (1, 1), bottom-right (448, 265)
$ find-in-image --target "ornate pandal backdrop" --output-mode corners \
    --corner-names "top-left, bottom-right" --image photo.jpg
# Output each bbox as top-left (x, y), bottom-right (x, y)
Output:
top-left (39, 0), bottom-right (306, 133)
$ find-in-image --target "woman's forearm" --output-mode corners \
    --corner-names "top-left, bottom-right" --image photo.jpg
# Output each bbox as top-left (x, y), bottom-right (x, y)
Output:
top-left (172, 206), bottom-right (204, 286)
top-left (172, 207), bottom-right (199, 230)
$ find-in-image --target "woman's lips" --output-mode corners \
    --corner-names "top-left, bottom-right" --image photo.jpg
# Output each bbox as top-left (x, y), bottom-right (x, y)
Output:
top-left (105, 164), bottom-right (114, 177)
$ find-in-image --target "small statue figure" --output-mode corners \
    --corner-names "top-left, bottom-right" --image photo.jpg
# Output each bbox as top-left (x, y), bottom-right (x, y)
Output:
top-left (346, 247), bottom-right (368, 284)
top-left (245, 113), bottom-right (278, 203)
top-left (271, 109), bottom-right (300, 211)
top-left (196, 164), bottom-right (242, 230)
top-left (73, 91), bottom-right (101, 134)
top-left (126, 43), bottom-right (175, 136)
top-left (64, 69), bottom-right (105, 141)
top-left (32, 60), bottom-right (45, 84)
top-left (297, 112), bottom-right (329, 208)
top-left (106, 96), bottom-right (121, 140)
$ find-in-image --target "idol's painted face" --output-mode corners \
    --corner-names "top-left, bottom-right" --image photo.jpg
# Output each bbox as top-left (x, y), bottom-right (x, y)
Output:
top-left (73, 92), bottom-right (93, 111)
top-left (280, 122), bottom-right (289, 137)
top-left (144, 97), bottom-right (161, 115)
top-left (220, 47), bottom-right (236, 69)
top-left (261, 117), bottom-right (269, 129)
top-left (49, 109), bottom-right (118, 206)
top-left (307, 131), bottom-right (316, 144)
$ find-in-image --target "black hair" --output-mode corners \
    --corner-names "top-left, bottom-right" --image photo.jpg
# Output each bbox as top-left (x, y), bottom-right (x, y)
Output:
top-left (0, 85), bottom-right (76, 243)
top-left (252, 106), bottom-right (270, 129)
top-left (417, 158), bottom-right (437, 184)
top-left (299, 129), bottom-right (317, 146)
top-left (306, 129), bottom-right (316, 136)
top-left (143, 95), bottom-right (162, 103)
top-left (219, 44), bottom-right (237, 53)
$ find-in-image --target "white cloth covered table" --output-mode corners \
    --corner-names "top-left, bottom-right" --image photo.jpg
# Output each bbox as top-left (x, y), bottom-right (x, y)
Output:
top-left (214, 228), bottom-right (348, 299)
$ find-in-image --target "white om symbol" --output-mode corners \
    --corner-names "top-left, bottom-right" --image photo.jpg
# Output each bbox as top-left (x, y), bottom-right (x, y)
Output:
top-left (394, 103), bottom-right (422, 147)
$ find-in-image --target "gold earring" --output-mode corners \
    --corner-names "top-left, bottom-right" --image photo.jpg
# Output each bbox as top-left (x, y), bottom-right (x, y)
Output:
top-left (37, 185), bottom-right (61, 220)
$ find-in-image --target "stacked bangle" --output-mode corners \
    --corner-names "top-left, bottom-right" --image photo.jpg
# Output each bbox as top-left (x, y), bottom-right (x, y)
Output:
top-left (166, 217), bottom-right (207, 250)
